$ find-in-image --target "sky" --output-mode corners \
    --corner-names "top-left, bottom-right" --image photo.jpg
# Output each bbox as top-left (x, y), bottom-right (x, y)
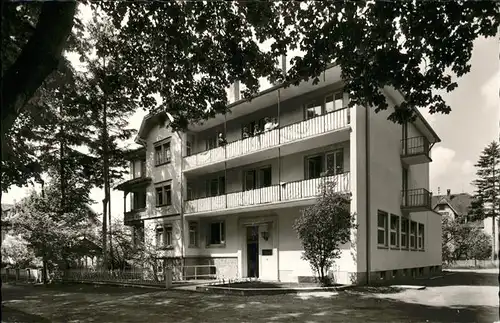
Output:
top-left (2, 9), bottom-right (499, 220)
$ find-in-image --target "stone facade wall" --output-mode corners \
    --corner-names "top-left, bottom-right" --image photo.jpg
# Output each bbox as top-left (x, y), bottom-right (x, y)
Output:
top-left (184, 257), bottom-right (238, 280)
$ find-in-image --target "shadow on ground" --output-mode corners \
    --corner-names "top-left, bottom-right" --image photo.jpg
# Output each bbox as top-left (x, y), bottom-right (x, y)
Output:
top-left (1, 270), bottom-right (498, 323)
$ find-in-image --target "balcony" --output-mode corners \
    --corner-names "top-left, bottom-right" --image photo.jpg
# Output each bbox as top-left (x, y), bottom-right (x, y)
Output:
top-left (401, 136), bottom-right (431, 166)
top-left (115, 176), bottom-right (151, 192)
top-left (184, 108), bottom-right (350, 173)
top-left (184, 172), bottom-right (350, 215)
top-left (401, 188), bottom-right (432, 212)
top-left (124, 208), bottom-right (147, 225)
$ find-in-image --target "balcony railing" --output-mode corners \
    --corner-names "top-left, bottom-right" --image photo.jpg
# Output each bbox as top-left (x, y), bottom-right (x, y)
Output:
top-left (124, 208), bottom-right (147, 223)
top-left (401, 188), bottom-right (432, 211)
top-left (185, 172), bottom-right (350, 214)
top-left (401, 136), bottom-right (431, 165)
top-left (185, 108), bottom-right (350, 170)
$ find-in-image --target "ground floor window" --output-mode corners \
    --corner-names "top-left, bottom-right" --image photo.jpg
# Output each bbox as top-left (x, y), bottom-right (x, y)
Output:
top-left (208, 221), bottom-right (225, 246)
top-left (390, 214), bottom-right (400, 247)
top-left (401, 218), bottom-right (409, 249)
top-left (156, 224), bottom-right (173, 248)
top-left (410, 221), bottom-right (417, 249)
top-left (418, 223), bottom-right (425, 250)
top-left (189, 222), bottom-right (198, 247)
top-left (377, 211), bottom-right (388, 247)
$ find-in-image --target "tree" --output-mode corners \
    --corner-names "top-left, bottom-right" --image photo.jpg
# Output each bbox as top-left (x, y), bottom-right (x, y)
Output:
top-left (2, 2), bottom-right (498, 137)
top-left (1, 233), bottom-right (40, 268)
top-left (293, 180), bottom-right (356, 286)
top-left (470, 141), bottom-right (500, 261)
top-left (11, 181), bottom-right (98, 283)
top-left (442, 214), bottom-right (493, 264)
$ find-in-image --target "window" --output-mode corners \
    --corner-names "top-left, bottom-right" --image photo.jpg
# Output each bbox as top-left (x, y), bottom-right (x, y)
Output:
top-left (186, 141), bottom-right (192, 156)
top-left (410, 221), bottom-right (417, 249)
top-left (306, 150), bottom-right (344, 179)
top-left (306, 155), bottom-right (323, 179)
top-left (377, 211), bottom-right (388, 246)
top-left (133, 192), bottom-right (146, 209)
top-left (401, 218), bottom-right (409, 248)
top-left (156, 225), bottom-right (173, 248)
top-left (154, 141), bottom-right (171, 166)
top-left (326, 149), bottom-right (344, 175)
top-left (390, 214), bottom-right (400, 247)
top-left (305, 102), bottom-right (322, 120)
top-left (155, 226), bottom-right (164, 247)
top-left (244, 170), bottom-right (257, 191)
top-left (189, 222), bottom-right (198, 247)
top-left (418, 223), bottom-right (425, 250)
top-left (325, 92), bottom-right (344, 113)
top-left (242, 118), bottom-right (266, 137)
top-left (205, 176), bottom-right (225, 197)
top-left (438, 204), bottom-right (445, 211)
top-left (165, 225), bottom-right (173, 247)
top-left (206, 135), bottom-right (217, 150)
top-left (208, 221), bottom-right (225, 245)
top-left (259, 167), bottom-right (272, 188)
top-left (186, 183), bottom-right (194, 200)
top-left (155, 183), bottom-right (172, 207)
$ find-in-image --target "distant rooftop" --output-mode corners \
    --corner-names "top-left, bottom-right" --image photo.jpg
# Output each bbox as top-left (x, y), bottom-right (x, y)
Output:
top-left (432, 191), bottom-right (473, 216)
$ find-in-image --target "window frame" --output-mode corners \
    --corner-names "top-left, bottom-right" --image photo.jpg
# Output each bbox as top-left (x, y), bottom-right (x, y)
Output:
top-left (207, 221), bottom-right (226, 246)
top-left (155, 226), bottom-right (164, 248)
top-left (377, 211), bottom-right (389, 247)
top-left (188, 221), bottom-right (199, 248)
top-left (155, 181), bottom-right (172, 207)
top-left (305, 154), bottom-right (324, 180)
top-left (418, 223), bottom-right (425, 250)
top-left (324, 91), bottom-right (345, 114)
top-left (305, 149), bottom-right (345, 179)
top-left (205, 176), bottom-right (225, 197)
top-left (304, 100), bottom-right (323, 120)
top-left (390, 214), bottom-right (400, 248)
top-left (164, 225), bottom-right (173, 248)
top-left (154, 138), bottom-right (172, 166)
top-left (410, 221), bottom-right (417, 250)
top-left (401, 218), bottom-right (409, 249)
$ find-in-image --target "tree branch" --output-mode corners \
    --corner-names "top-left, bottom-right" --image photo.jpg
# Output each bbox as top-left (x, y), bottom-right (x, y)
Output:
top-left (1, 2), bottom-right (76, 140)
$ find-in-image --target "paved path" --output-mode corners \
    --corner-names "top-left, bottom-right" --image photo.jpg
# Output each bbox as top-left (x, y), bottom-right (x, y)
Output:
top-left (1, 269), bottom-right (498, 323)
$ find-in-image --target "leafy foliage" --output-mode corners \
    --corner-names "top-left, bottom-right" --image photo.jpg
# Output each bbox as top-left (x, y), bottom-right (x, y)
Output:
top-left (470, 141), bottom-right (500, 221)
top-left (442, 214), bottom-right (492, 263)
top-left (1, 232), bottom-right (40, 268)
top-left (293, 181), bottom-right (356, 285)
top-left (95, 1), bottom-right (499, 129)
top-left (10, 181), bottom-right (99, 274)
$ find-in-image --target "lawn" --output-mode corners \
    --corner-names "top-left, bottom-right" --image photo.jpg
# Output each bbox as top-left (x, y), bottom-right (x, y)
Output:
top-left (1, 270), bottom-right (498, 323)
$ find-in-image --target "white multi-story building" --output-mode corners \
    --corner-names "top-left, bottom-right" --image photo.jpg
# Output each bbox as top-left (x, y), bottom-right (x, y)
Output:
top-left (116, 64), bottom-right (442, 284)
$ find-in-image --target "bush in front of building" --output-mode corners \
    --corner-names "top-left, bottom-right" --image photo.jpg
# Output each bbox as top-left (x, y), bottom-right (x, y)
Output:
top-left (294, 180), bottom-right (356, 286)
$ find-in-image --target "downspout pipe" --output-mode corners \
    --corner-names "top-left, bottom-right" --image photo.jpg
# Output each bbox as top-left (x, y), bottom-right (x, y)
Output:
top-left (365, 106), bottom-right (371, 285)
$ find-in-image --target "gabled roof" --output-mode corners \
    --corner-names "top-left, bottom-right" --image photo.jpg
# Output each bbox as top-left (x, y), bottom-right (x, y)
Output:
top-left (432, 193), bottom-right (473, 216)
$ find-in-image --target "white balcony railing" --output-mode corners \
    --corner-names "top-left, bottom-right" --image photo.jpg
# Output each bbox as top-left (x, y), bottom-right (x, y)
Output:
top-left (184, 172), bottom-right (350, 214)
top-left (184, 108), bottom-right (350, 170)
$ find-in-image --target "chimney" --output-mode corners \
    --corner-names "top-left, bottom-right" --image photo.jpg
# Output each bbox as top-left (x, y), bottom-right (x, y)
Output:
top-left (437, 187), bottom-right (440, 195)
top-left (447, 189), bottom-right (451, 196)
top-left (233, 80), bottom-right (240, 102)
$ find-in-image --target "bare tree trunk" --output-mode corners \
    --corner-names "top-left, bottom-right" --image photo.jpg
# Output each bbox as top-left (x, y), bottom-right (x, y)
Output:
top-left (108, 197), bottom-right (113, 270)
top-left (101, 56), bottom-right (110, 270)
top-left (59, 105), bottom-right (65, 215)
top-left (492, 215), bottom-right (497, 261)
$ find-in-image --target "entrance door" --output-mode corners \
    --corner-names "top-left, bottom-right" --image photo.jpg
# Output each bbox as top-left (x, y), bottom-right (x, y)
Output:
top-left (246, 226), bottom-right (259, 278)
